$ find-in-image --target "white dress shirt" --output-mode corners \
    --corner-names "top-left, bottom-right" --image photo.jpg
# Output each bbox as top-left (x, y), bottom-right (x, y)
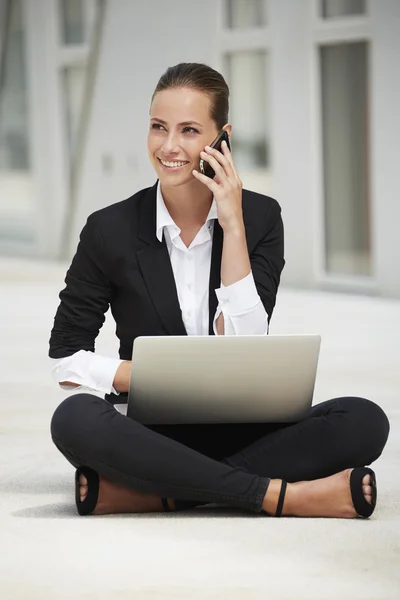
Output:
top-left (51, 182), bottom-right (269, 396)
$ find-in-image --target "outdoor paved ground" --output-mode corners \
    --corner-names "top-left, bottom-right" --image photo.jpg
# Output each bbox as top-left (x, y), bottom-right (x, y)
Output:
top-left (0, 257), bottom-right (399, 599)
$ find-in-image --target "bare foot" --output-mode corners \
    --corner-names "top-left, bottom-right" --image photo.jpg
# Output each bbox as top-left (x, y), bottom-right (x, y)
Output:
top-left (79, 473), bottom-right (175, 515)
top-left (262, 469), bottom-right (373, 518)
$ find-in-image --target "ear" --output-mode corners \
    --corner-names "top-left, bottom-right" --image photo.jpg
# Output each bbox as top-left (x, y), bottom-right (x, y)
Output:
top-left (222, 124), bottom-right (232, 138)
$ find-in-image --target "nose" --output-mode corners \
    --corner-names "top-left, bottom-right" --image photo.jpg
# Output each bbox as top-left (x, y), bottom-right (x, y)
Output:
top-left (161, 131), bottom-right (181, 155)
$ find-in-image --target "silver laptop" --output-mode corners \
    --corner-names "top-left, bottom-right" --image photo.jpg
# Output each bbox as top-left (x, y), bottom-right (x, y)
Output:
top-left (127, 334), bottom-right (321, 425)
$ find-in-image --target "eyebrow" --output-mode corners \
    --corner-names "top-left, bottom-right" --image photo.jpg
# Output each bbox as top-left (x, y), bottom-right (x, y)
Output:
top-left (150, 118), bottom-right (203, 128)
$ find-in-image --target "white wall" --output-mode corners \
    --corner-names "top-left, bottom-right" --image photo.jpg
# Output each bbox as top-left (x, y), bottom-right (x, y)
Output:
top-left (269, 0), bottom-right (315, 288)
top-left (70, 0), bottom-right (317, 288)
top-left (370, 0), bottom-right (400, 297)
top-left (66, 0), bottom-right (400, 299)
top-left (69, 0), bottom-right (217, 254)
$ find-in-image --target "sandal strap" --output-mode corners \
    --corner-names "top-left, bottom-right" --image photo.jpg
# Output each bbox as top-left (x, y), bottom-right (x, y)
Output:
top-left (161, 497), bottom-right (171, 512)
top-left (276, 480), bottom-right (287, 517)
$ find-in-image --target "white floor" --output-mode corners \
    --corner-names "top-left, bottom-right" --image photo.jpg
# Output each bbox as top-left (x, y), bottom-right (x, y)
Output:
top-left (0, 257), bottom-right (399, 600)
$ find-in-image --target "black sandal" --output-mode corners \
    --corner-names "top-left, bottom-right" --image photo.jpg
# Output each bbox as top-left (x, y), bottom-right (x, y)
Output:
top-left (75, 466), bottom-right (99, 516)
top-left (75, 466), bottom-right (172, 515)
top-left (274, 467), bottom-right (377, 519)
top-left (350, 467), bottom-right (377, 518)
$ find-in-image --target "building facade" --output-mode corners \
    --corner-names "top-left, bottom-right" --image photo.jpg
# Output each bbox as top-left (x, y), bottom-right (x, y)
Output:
top-left (0, 0), bottom-right (399, 296)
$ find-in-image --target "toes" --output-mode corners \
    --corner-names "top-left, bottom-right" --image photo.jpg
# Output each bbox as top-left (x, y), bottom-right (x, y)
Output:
top-left (362, 475), bottom-right (373, 503)
top-left (363, 483), bottom-right (372, 504)
top-left (79, 474), bottom-right (89, 502)
top-left (80, 484), bottom-right (88, 503)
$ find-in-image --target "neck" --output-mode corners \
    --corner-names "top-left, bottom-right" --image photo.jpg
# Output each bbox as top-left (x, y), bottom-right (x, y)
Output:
top-left (160, 179), bottom-right (213, 227)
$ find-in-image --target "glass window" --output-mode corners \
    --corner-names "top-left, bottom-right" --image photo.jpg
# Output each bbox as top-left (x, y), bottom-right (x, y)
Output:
top-left (62, 65), bottom-right (86, 162)
top-left (224, 51), bottom-right (269, 171)
top-left (0, 0), bottom-right (33, 237)
top-left (226, 0), bottom-right (266, 29)
top-left (60, 0), bottom-right (85, 44)
top-left (321, 0), bottom-right (366, 19)
top-left (0, 0), bottom-right (30, 171)
top-left (320, 41), bottom-right (371, 276)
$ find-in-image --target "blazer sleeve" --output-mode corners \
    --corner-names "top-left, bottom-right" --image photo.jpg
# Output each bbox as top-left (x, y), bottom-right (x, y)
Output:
top-left (250, 200), bottom-right (285, 322)
top-left (49, 213), bottom-right (112, 359)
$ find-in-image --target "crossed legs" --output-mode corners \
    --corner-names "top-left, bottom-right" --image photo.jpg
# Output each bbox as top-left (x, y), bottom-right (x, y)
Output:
top-left (51, 394), bottom-right (390, 517)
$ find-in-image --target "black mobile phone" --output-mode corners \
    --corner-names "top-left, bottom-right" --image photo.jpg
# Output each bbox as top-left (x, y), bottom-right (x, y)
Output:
top-left (199, 130), bottom-right (231, 179)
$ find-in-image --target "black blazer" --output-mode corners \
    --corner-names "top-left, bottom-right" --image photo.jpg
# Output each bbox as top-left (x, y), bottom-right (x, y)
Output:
top-left (49, 181), bottom-right (285, 399)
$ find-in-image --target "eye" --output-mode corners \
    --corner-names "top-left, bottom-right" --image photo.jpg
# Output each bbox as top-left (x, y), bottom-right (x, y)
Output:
top-left (183, 126), bottom-right (199, 134)
top-left (151, 123), bottom-right (165, 131)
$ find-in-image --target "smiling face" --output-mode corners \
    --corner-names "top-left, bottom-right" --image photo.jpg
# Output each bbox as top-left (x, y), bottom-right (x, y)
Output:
top-left (147, 87), bottom-right (220, 187)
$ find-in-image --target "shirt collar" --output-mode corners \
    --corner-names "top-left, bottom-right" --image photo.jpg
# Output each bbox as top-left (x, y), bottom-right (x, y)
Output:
top-left (156, 181), bottom-right (218, 242)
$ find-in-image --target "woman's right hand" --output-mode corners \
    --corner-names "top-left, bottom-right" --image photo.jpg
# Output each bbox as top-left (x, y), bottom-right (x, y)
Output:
top-left (113, 360), bottom-right (132, 393)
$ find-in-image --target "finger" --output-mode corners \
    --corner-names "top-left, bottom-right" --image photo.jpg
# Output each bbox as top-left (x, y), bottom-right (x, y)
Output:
top-left (192, 169), bottom-right (220, 193)
top-left (200, 151), bottom-right (227, 181)
top-left (204, 145), bottom-right (235, 180)
top-left (221, 141), bottom-right (242, 185)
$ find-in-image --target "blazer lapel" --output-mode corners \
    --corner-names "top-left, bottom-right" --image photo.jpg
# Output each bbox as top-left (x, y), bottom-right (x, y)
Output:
top-left (136, 183), bottom-right (187, 335)
top-left (208, 221), bottom-right (223, 334)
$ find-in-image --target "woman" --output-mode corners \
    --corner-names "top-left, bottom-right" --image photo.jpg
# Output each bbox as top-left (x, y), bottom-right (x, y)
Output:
top-left (50, 62), bottom-right (389, 518)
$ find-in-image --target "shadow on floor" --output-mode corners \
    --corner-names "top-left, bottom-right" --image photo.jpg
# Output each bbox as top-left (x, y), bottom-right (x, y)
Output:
top-left (12, 502), bottom-right (260, 519)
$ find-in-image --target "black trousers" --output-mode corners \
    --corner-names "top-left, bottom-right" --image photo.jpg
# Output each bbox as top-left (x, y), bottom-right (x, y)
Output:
top-left (51, 395), bottom-right (390, 514)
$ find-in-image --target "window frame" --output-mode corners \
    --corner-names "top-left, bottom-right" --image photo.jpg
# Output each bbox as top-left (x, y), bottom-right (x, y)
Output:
top-left (215, 0), bottom-right (273, 195)
top-left (311, 0), bottom-right (376, 291)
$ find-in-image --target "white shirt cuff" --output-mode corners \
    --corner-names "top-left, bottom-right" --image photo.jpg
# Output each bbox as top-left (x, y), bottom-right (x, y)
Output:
top-left (215, 271), bottom-right (260, 316)
top-left (51, 350), bottom-right (124, 395)
top-left (213, 272), bottom-right (269, 336)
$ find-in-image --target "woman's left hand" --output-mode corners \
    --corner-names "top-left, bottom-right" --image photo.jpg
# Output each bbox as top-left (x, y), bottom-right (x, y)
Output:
top-left (193, 140), bottom-right (243, 232)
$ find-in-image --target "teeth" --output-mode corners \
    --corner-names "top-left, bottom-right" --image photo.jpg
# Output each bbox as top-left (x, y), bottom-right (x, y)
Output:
top-left (160, 159), bottom-right (188, 168)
